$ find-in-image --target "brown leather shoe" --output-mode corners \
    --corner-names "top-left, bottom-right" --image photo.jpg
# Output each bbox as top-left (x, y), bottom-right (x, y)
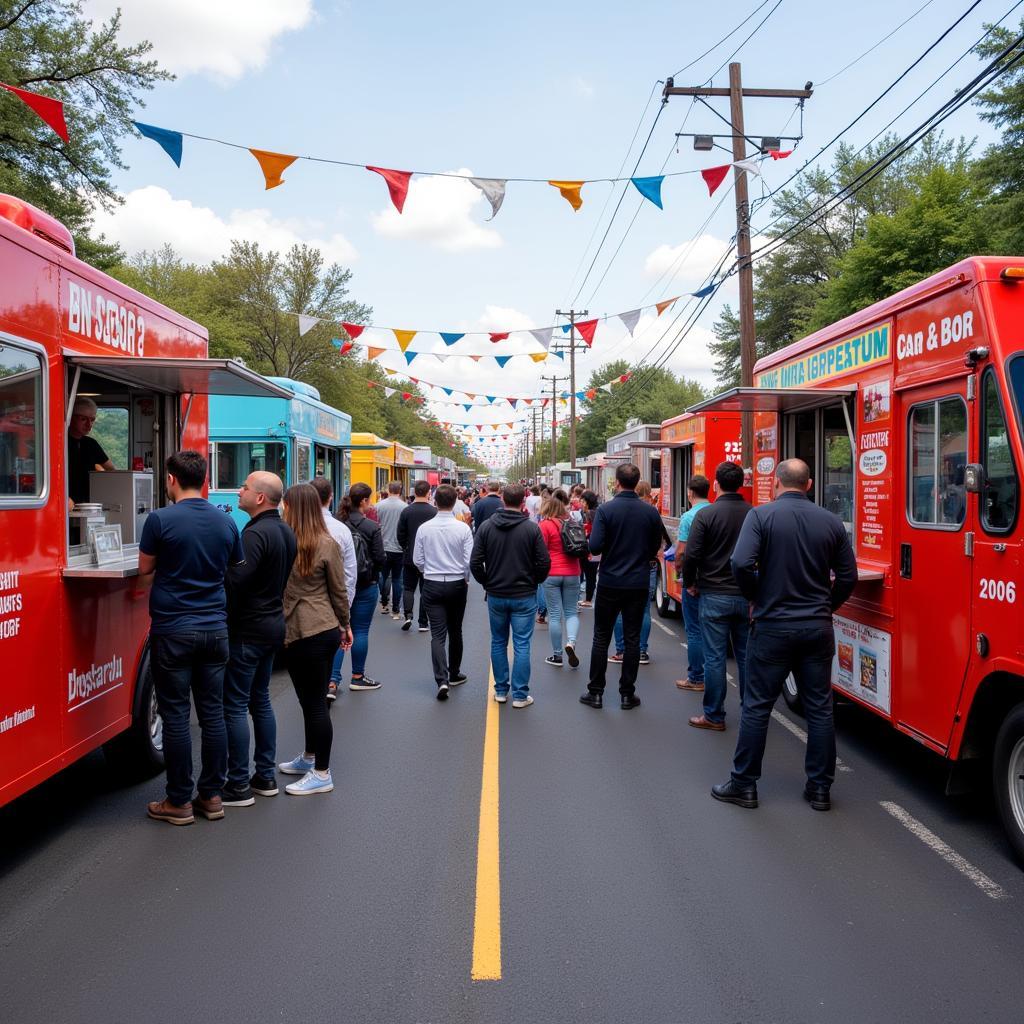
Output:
top-left (676, 679), bottom-right (705, 692)
top-left (147, 798), bottom-right (195, 825)
top-left (688, 714), bottom-right (726, 731)
top-left (193, 795), bottom-right (225, 820)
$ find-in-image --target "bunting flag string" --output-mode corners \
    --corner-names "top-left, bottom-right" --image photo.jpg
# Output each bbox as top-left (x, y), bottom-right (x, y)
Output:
top-left (0, 82), bottom-right (69, 142)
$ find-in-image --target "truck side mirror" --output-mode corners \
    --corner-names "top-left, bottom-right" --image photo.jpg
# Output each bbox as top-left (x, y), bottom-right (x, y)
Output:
top-left (964, 463), bottom-right (985, 493)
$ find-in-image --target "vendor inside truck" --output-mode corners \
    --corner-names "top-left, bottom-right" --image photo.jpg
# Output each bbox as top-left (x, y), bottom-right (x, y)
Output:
top-left (67, 395), bottom-right (115, 507)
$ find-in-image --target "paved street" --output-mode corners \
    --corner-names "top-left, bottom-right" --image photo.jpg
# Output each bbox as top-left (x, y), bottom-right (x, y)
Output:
top-left (3, 584), bottom-right (1024, 1024)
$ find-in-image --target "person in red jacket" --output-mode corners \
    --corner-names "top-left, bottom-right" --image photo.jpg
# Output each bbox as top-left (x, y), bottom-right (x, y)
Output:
top-left (539, 489), bottom-right (585, 668)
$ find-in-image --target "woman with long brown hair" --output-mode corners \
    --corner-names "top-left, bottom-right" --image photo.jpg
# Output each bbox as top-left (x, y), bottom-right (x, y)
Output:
top-left (539, 488), bottom-right (585, 668)
top-left (278, 483), bottom-right (352, 795)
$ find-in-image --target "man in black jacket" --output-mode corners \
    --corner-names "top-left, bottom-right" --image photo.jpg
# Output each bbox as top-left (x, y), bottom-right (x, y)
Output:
top-left (682, 461), bottom-right (751, 732)
top-left (397, 480), bottom-right (437, 632)
top-left (222, 471), bottom-right (297, 805)
top-left (471, 480), bottom-right (503, 532)
top-left (581, 462), bottom-right (665, 710)
top-left (712, 458), bottom-right (858, 812)
top-left (471, 484), bottom-right (551, 708)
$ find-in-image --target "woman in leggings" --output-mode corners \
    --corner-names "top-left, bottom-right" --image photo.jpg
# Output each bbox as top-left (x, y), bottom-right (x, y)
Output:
top-left (279, 484), bottom-right (352, 795)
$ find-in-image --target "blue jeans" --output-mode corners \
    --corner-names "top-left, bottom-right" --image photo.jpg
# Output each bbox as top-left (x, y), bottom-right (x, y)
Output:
top-left (544, 575), bottom-right (580, 657)
top-left (536, 583), bottom-right (547, 616)
top-left (682, 588), bottom-right (704, 682)
top-left (379, 551), bottom-right (404, 609)
top-left (151, 630), bottom-right (229, 805)
top-left (223, 640), bottom-right (277, 787)
top-left (331, 584), bottom-right (377, 681)
top-left (699, 592), bottom-right (750, 724)
top-left (487, 595), bottom-right (537, 701)
top-left (613, 567), bottom-right (655, 653)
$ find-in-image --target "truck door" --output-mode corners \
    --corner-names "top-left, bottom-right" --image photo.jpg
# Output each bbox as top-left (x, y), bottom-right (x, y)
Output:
top-left (897, 382), bottom-right (971, 748)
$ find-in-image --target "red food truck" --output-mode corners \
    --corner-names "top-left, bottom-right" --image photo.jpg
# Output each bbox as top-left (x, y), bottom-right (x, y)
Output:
top-left (689, 256), bottom-right (1024, 861)
top-left (652, 409), bottom-right (744, 617)
top-left (0, 195), bottom-right (292, 809)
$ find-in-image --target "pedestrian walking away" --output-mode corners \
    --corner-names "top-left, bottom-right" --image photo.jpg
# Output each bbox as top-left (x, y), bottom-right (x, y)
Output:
top-left (414, 483), bottom-right (473, 701)
top-left (539, 489), bottom-right (586, 669)
top-left (222, 471), bottom-right (297, 805)
top-left (334, 482), bottom-right (386, 691)
top-left (138, 450), bottom-right (245, 826)
top-left (578, 489), bottom-right (600, 608)
top-left (471, 479), bottom-right (503, 532)
top-left (674, 474), bottom-right (710, 693)
top-left (279, 484), bottom-right (353, 796)
top-left (712, 458), bottom-right (858, 812)
top-left (581, 463), bottom-right (664, 711)
top-left (397, 479), bottom-right (437, 632)
top-left (376, 480), bottom-right (408, 617)
top-left (471, 483), bottom-right (550, 707)
top-left (682, 462), bottom-right (752, 732)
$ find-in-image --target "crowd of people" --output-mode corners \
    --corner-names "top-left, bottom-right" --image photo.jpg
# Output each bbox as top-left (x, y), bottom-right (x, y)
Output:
top-left (139, 447), bottom-right (856, 826)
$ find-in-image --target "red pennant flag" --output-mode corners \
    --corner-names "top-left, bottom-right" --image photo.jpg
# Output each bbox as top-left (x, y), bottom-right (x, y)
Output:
top-left (342, 321), bottom-right (366, 339)
top-left (768, 149), bottom-right (793, 160)
top-left (575, 318), bottom-right (598, 347)
top-left (366, 381), bottom-right (377, 389)
top-left (339, 340), bottom-right (354, 355)
top-left (618, 373), bottom-right (632, 383)
top-left (701, 164), bottom-right (730, 196)
top-left (401, 391), bottom-right (412, 401)
top-left (489, 332), bottom-right (510, 343)
top-left (367, 166), bottom-right (413, 213)
top-left (1, 83), bottom-right (69, 142)
top-left (586, 388), bottom-right (597, 400)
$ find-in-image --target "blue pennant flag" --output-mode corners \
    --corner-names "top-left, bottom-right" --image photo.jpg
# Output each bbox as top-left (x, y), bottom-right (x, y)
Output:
top-left (442, 386), bottom-right (453, 396)
top-left (133, 121), bottom-right (183, 167)
top-left (630, 175), bottom-right (665, 210)
top-left (495, 356), bottom-right (512, 368)
top-left (560, 324), bottom-right (571, 334)
top-left (554, 351), bottom-right (565, 360)
top-left (404, 351), bottom-right (417, 365)
top-left (575, 391), bottom-right (586, 400)
top-left (464, 404), bottom-right (473, 412)
top-left (691, 282), bottom-right (717, 299)
top-left (439, 332), bottom-right (464, 345)
top-left (485, 395), bottom-right (496, 404)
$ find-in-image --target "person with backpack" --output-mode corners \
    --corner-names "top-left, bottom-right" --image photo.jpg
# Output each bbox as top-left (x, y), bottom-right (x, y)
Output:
top-left (332, 482), bottom-right (386, 691)
top-left (539, 489), bottom-right (587, 668)
top-left (578, 490), bottom-right (600, 608)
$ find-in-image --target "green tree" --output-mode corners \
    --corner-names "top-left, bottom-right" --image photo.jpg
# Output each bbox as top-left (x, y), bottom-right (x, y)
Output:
top-left (0, 1), bottom-right (171, 267)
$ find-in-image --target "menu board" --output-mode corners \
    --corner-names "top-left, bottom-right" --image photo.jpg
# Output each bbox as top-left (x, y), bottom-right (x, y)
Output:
top-left (857, 376), bottom-right (893, 559)
top-left (753, 412), bottom-right (778, 506)
top-left (832, 614), bottom-right (891, 714)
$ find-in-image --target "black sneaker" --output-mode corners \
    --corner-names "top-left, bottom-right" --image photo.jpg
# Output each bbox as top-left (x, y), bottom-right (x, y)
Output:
top-left (545, 654), bottom-right (563, 666)
top-left (418, 625), bottom-right (429, 633)
top-left (449, 673), bottom-right (468, 686)
top-left (564, 644), bottom-right (579, 668)
top-left (350, 676), bottom-right (382, 691)
top-left (401, 617), bottom-right (413, 632)
top-left (250, 775), bottom-right (278, 797)
top-left (222, 783), bottom-right (255, 806)
top-left (437, 683), bottom-right (449, 701)
top-left (639, 652), bottom-right (651, 665)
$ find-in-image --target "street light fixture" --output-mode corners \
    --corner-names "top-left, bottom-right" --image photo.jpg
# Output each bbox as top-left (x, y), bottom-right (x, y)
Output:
top-left (693, 135), bottom-right (714, 151)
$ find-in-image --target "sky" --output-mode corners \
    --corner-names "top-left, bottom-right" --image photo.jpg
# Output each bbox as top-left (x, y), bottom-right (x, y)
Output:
top-left (81, 0), bottom-right (1009, 463)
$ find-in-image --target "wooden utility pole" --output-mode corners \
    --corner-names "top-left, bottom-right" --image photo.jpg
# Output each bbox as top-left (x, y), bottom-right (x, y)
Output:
top-left (663, 65), bottom-right (812, 468)
top-left (541, 374), bottom-right (568, 470)
top-left (552, 309), bottom-right (588, 469)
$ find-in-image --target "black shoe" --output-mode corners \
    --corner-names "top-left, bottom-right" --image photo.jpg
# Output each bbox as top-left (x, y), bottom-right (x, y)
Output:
top-left (711, 779), bottom-right (758, 809)
top-left (221, 783), bottom-right (255, 807)
top-left (579, 692), bottom-right (603, 709)
top-left (545, 654), bottom-right (563, 666)
top-left (638, 652), bottom-right (651, 666)
top-left (803, 784), bottom-right (831, 811)
top-left (620, 694), bottom-right (641, 710)
top-left (449, 673), bottom-right (467, 686)
top-left (250, 775), bottom-right (279, 798)
top-left (564, 643), bottom-right (579, 668)
top-left (401, 617), bottom-right (412, 632)
top-left (418, 624), bottom-right (429, 632)
top-left (437, 684), bottom-right (449, 701)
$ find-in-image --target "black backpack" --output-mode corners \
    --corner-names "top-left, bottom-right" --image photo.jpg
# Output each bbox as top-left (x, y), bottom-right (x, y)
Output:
top-left (350, 520), bottom-right (377, 591)
top-left (560, 516), bottom-right (589, 558)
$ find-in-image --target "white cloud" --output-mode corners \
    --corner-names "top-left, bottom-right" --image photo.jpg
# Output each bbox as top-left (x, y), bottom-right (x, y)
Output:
top-left (371, 169), bottom-right (502, 252)
top-left (83, 0), bottom-right (313, 81)
top-left (91, 185), bottom-right (358, 265)
top-left (643, 233), bottom-right (733, 288)
top-left (570, 76), bottom-right (595, 99)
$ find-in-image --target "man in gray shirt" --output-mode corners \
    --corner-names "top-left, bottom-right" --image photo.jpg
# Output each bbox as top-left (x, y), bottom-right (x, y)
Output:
top-left (376, 480), bottom-right (407, 619)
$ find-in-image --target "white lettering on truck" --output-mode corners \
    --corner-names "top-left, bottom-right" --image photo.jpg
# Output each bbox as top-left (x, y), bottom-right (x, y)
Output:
top-left (897, 311), bottom-right (974, 361)
top-left (0, 569), bottom-right (22, 642)
top-left (67, 281), bottom-right (145, 356)
top-left (68, 654), bottom-right (124, 708)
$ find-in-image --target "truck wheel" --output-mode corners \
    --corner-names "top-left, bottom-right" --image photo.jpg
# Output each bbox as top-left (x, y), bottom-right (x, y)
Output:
top-left (655, 572), bottom-right (673, 619)
top-left (782, 673), bottom-right (805, 715)
top-left (992, 703), bottom-right (1024, 865)
top-left (104, 648), bottom-right (165, 777)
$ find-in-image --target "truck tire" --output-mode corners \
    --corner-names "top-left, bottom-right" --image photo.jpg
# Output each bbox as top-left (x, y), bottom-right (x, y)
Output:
top-left (655, 570), bottom-right (674, 619)
top-left (992, 703), bottom-right (1024, 865)
top-left (782, 672), bottom-right (805, 715)
top-left (104, 647), bottom-right (165, 777)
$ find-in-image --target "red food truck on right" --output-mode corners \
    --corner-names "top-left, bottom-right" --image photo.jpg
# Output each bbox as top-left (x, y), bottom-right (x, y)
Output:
top-left (689, 256), bottom-right (1024, 861)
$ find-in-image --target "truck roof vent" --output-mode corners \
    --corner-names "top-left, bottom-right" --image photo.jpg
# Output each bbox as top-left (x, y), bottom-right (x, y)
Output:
top-left (267, 376), bottom-right (321, 401)
top-left (0, 194), bottom-right (75, 255)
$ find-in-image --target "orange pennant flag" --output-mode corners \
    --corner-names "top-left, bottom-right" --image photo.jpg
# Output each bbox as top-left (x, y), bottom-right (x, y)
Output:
top-left (250, 148), bottom-right (298, 190)
top-left (655, 296), bottom-right (679, 316)
top-left (530, 353), bottom-right (547, 363)
top-left (548, 180), bottom-right (585, 211)
top-left (366, 346), bottom-right (386, 361)
top-left (393, 329), bottom-right (417, 351)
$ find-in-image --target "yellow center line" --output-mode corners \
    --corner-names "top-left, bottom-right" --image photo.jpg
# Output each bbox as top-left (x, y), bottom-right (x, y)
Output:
top-left (471, 664), bottom-right (502, 981)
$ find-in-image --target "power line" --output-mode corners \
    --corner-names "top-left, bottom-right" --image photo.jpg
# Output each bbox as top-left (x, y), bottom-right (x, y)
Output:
top-left (704, 0), bottom-right (785, 83)
top-left (671, 0), bottom-right (776, 78)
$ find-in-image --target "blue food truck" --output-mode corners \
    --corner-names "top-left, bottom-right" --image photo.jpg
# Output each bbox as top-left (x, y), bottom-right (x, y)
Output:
top-left (209, 377), bottom-right (354, 528)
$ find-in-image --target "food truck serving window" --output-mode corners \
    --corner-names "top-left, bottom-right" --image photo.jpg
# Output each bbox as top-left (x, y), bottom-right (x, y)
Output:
top-left (906, 396), bottom-right (967, 528)
top-left (0, 338), bottom-right (46, 504)
top-left (213, 442), bottom-right (287, 490)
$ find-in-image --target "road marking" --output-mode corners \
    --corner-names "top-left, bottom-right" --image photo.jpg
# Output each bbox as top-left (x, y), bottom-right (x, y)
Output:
top-left (880, 801), bottom-right (1009, 901)
top-left (654, 620), bottom-right (675, 636)
top-left (471, 666), bottom-right (502, 981)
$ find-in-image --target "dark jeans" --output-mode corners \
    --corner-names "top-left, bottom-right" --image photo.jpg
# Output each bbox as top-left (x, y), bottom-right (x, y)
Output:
top-left (422, 579), bottom-right (468, 687)
top-left (588, 585), bottom-right (648, 696)
top-left (379, 551), bottom-right (405, 608)
top-left (682, 588), bottom-right (704, 682)
top-left (402, 563), bottom-right (428, 627)
top-left (332, 584), bottom-right (377, 681)
top-left (223, 640), bottom-right (277, 787)
top-left (151, 630), bottom-right (230, 805)
top-left (581, 559), bottom-right (598, 602)
top-left (699, 592), bottom-right (750, 724)
top-left (286, 627), bottom-right (339, 771)
top-left (733, 619), bottom-right (836, 788)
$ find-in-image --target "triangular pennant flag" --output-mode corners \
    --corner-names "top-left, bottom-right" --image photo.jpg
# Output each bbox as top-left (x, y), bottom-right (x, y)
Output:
top-left (393, 329), bottom-right (417, 351)
top-left (630, 175), bottom-right (664, 209)
top-left (468, 178), bottom-right (507, 220)
top-left (1, 83), bottom-right (69, 142)
top-left (404, 351), bottom-right (418, 365)
top-left (367, 381), bottom-right (377, 389)
top-left (250, 149), bottom-right (298, 190)
top-left (133, 121), bottom-right (183, 167)
top-left (575, 391), bottom-right (586, 400)
top-left (530, 352), bottom-right (548, 363)
top-left (586, 389), bottom-right (597, 400)
top-left (485, 396), bottom-right (496, 404)
top-left (575, 319), bottom-right (598, 347)
top-left (619, 308), bottom-right (641, 336)
top-left (701, 164), bottom-right (730, 196)
top-left (733, 157), bottom-right (762, 178)
top-left (529, 328), bottom-right (552, 350)
top-left (464, 404), bottom-right (473, 412)
top-left (489, 332), bottom-right (509, 343)
top-left (366, 346), bottom-right (386, 360)
top-left (655, 297), bottom-right (678, 316)
top-left (465, 393), bottom-right (476, 399)
top-left (600, 382), bottom-right (614, 393)
top-left (691, 282), bottom-right (716, 299)
top-left (561, 324), bottom-right (572, 334)
top-left (342, 322), bottom-right (366, 340)
top-left (384, 387), bottom-right (397, 399)
top-left (495, 356), bottom-right (512, 368)
top-left (367, 165), bottom-right (413, 213)
top-left (442, 387), bottom-right (453, 396)
top-left (331, 339), bottom-right (354, 355)
top-left (554, 351), bottom-right (565, 360)
top-left (548, 180), bottom-right (584, 211)
top-left (768, 149), bottom-right (793, 160)
top-left (509, 399), bottom-right (518, 409)
top-left (619, 372), bottom-right (632, 383)
top-left (469, 355), bottom-right (482, 362)
top-left (298, 314), bottom-right (318, 336)
top-left (439, 332), bottom-right (464, 345)
top-left (542, 399), bottom-right (550, 408)
top-left (402, 392), bottom-right (413, 401)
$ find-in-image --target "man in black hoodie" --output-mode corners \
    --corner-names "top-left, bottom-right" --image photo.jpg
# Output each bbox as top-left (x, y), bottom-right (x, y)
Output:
top-left (471, 484), bottom-right (551, 708)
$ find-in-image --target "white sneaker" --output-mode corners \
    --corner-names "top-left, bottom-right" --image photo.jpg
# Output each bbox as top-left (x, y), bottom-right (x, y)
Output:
top-left (278, 753), bottom-right (314, 775)
top-left (512, 696), bottom-right (534, 709)
top-left (493, 692), bottom-right (508, 704)
top-left (285, 769), bottom-right (334, 795)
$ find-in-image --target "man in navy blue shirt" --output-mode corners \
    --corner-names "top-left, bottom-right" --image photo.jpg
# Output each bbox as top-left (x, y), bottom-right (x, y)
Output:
top-left (139, 450), bottom-right (245, 826)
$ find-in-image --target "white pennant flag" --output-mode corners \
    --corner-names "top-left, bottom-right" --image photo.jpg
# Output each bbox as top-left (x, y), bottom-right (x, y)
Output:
top-left (469, 178), bottom-right (508, 220)
top-left (384, 386), bottom-right (396, 399)
top-left (733, 157), bottom-right (762, 178)
top-left (298, 313), bottom-right (318, 336)
top-left (619, 309), bottom-right (641, 336)
top-left (530, 327), bottom-right (552, 350)
top-left (600, 382), bottom-right (614, 393)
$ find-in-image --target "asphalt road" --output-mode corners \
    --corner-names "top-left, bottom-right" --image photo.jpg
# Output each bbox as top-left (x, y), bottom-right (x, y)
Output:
top-left (3, 582), bottom-right (1024, 1024)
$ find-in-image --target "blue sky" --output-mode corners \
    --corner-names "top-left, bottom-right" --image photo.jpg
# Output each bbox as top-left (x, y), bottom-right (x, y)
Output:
top-left (85, 0), bottom-right (1008, 458)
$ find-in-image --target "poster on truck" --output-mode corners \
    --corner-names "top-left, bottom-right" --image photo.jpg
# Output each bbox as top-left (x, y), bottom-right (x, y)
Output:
top-left (832, 614), bottom-right (891, 713)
